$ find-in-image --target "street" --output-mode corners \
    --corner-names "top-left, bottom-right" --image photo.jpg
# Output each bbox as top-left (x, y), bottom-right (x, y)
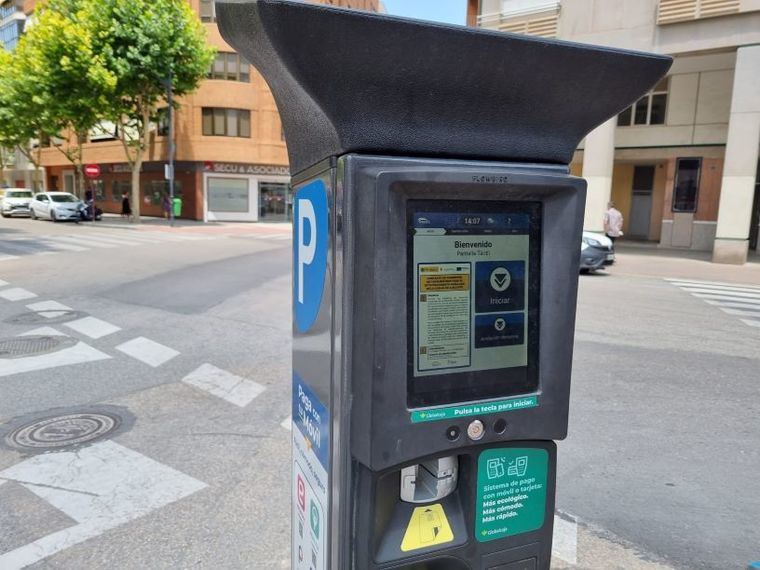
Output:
top-left (0, 216), bottom-right (758, 569)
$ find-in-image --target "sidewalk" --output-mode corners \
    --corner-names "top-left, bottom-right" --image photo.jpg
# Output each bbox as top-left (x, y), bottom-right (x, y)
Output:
top-left (613, 241), bottom-right (760, 285)
top-left (89, 214), bottom-right (292, 234)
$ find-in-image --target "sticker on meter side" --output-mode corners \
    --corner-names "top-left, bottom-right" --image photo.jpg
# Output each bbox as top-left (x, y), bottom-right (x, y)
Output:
top-left (475, 448), bottom-right (548, 542)
top-left (292, 373), bottom-right (330, 569)
top-left (400, 503), bottom-right (454, 552)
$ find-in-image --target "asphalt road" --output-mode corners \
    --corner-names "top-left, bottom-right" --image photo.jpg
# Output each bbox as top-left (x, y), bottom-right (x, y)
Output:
top-left (0, 216), bottom-right (757, 569)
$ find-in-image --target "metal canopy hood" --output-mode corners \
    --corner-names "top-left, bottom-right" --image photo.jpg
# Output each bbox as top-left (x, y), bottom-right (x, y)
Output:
top-left (216, 0), bottom-right (672, 175)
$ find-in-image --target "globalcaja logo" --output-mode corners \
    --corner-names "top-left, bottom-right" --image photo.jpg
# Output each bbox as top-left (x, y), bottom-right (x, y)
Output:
top-left (293, 180), bottom-right (328, 333)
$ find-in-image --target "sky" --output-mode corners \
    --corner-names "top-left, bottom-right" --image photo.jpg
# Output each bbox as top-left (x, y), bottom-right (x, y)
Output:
top-left (382, 0), bottom-right (467, 26)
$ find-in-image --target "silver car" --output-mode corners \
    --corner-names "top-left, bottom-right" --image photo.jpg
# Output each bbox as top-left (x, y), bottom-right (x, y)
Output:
top-left (1, 188), bottom-right (34, 218)
top-left (30, 192), bottom-right (84, 222)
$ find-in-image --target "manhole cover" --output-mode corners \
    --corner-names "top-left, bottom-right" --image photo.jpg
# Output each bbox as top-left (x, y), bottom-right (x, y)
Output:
top-left (0, 335), bottom-right (77, 358)
top-left (5, 310), bottom-right (87, 326)
top-left (5, 412), bottom-right (121, 450)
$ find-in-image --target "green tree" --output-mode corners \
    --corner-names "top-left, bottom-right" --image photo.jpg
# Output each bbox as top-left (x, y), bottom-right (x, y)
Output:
top-left (86, 0), bottom-right (215, 221)
top-left (17, 0), bottom-right (117, 196)
top-left (0, 47), bottom-right (47, 190)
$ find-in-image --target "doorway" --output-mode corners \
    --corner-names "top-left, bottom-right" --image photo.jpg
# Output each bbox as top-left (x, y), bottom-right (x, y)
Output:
top-left (63, 171), bottom-right (76, 195)
top-left (629, 165), bottom-right (655, 239)
top-left (259, 182), bottom-right (292, 222)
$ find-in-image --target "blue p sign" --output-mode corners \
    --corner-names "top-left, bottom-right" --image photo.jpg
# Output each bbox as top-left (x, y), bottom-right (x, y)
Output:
top-left (293, 180), bottom-right (328, 333)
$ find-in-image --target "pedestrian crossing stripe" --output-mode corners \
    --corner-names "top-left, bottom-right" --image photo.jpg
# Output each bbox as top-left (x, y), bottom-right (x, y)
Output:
top-left (667, 279), bottom-right (760, 329)
top-left (400, 503), bottom-right (454, 552)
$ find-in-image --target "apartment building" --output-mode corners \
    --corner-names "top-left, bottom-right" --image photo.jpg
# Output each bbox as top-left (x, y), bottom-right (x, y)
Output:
top-left (31, 0), bottom-right (378, 222)
top-left (472, 0), bottom-right (760, 264)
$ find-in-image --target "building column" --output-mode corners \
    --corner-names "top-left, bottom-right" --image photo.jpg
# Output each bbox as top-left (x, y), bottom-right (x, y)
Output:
top-left (713, 45), bottom-right (760, 264)
top-left (581, 117), bottom-right (616, 233)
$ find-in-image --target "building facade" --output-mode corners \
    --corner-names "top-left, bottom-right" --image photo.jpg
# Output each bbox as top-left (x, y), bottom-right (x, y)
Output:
top-left (32, 0), bottom-right (378, 222)
top-left (472, 0), bottom-right (760, 264)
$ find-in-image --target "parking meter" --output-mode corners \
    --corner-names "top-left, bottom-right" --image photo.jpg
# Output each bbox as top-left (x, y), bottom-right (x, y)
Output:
top-left (216, 2), bottom-right (671, 568)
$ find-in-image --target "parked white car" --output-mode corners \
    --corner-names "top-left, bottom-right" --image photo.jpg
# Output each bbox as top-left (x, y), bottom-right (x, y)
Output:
top-left (1, 188), bottom-right (34, 218)
top-left (30, 192), bottom-right (83, 222)
top-left (580, 231), bottom-right (615, 272)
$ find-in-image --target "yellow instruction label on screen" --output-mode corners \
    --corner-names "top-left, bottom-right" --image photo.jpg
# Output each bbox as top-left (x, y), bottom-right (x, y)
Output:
top-left (420, 274), bottom-right (470, 293)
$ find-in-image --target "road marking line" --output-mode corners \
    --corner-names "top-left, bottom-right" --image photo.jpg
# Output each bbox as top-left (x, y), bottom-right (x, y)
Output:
top-left (0, 440), bottom-right (206, 570)
top-left (0, 288), bottom-right (37, 302)
top-left (0, 342), bottom-right (110, 378)
top-left (676, 283), bottom-right (760, 295)
top-left (68, 234), bottom-right (145, 247)
top-left (666, 278), bottom-right (760, 291)
top-left (181, 363), bottom-right (265, 407)
top-left (681, 288), bottom-right (760, 299)
top-left (48, 236), bottom-right (117, 249)
top-left (692, 293), bottom-right (760, 305)
top-left (26, 300), bottom-right (73, 312)
top-left (115, 337), bottom-right (179, 367)
top-left (20, 327), bottom-right (67, 337)
top-left (720, 307), bottom-right (760, 318)
top-left (703, 299), bottom-right (760, 310)
top-left (36, 238), bottom-right (88, 252)
top-left (552, 513), bottom-right (578, 565)
top-left (741, 319), bottom-right (760, 328)
top-left (280, 417), bottom-right (292, 431)
top-left (64, 316), bottom-right (121, 339)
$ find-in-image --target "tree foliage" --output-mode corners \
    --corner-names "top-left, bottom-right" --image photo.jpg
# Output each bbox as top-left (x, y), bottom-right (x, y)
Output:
top-left (14, 0), bottom-right (117, 194)
top-left (0, 0), bottom-right (213, 215)
top-left (0, 41), bottom-right (51, 188)
top-left (85, 0), bottom-right (215, 220)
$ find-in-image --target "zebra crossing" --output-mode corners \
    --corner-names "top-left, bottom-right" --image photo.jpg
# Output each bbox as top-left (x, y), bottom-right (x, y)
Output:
top-left (666, 278), bottom-right (760, 329)
top-left (0, 228), bottom-right (219, 261)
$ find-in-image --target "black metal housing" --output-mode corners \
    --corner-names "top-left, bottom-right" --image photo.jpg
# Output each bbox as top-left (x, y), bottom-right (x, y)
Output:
top-left (216, 0), bottom-right (672, 175)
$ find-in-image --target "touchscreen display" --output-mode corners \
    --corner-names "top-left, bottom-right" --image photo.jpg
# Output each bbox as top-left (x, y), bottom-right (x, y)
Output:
top-left (408, 200), bottom-right (540, 408)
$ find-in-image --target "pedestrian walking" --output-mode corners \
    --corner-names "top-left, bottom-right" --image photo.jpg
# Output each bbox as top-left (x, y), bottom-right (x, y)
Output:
top-left (603, 201), bottom-right (624, 243)
top-left (121, 192), bottom-right (132, 221)
top-left (162, 192), bottom-right (172, 220)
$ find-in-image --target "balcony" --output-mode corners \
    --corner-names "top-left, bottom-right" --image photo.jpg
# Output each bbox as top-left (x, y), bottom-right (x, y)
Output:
top-left (657, 0), bottom-right (740, 25)
top-left (477, 0), bottom-right (559, 38)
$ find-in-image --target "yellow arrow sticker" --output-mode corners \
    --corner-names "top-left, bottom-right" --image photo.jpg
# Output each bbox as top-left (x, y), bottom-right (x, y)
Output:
top-left (400, 503), bottom-right (455, 552)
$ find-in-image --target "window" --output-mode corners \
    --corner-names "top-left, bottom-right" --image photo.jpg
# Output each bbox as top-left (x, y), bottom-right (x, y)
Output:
top-left (156, 108), bottom-right (170, 137)
top-left (672, 158), bottom-right (701, 213)
top-left (208, 178), bottom-right (249, 213)
top-left (202, 108), bottom-right (251, 138)
top-left (144, 180), bottom-right (183, 206)
top-left (618, 77), bottom-right (669, 127)
top-left (207, 52), bottom-right (250, 82)
top-left (199, 0), bottom-right (215, 22)
top-left (0, 20), bottom-right (23, 51)
top-left (112, 180), bottom-right (131, 203)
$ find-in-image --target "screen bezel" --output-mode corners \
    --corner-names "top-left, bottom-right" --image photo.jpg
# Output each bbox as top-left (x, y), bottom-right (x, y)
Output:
top-left (406, 199), bottom-right (542, 409)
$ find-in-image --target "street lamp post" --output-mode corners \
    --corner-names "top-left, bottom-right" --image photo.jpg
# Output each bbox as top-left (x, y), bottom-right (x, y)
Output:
top-left (162, 71), bottom-right (176, 228)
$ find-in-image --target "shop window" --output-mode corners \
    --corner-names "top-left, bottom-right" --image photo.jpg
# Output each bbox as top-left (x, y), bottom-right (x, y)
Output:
top-left (672, 158), bottom-right (701, 213)
top-left (112, 180), bottom-right (131, 203)
top-left (618, 77), bottom-right (669, 127)
top-left (88, 180), bottom-right (106, 201)
top-left (208, 177), bottom-right (249, 213)
top-left (144, 180), bottom-right (183, 207)
top-left (202, 108), bottom-right (251, 138)
top-left (207, 52), bottom-right (250, 82)
top-left (200, 0), bottom-right (215, 22)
